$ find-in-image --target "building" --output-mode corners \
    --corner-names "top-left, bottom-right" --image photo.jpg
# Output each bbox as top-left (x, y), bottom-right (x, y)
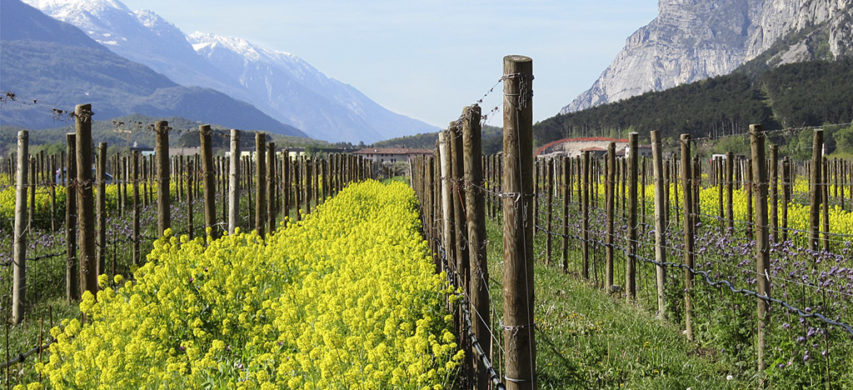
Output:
top-left (354, 147), bottom-right (432, 164)
top-left (536, 137), bottom-right (629, 158)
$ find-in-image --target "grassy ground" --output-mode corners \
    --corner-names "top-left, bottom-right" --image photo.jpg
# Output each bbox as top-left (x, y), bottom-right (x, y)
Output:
top-left (480, 214), bottom-right (746, 389)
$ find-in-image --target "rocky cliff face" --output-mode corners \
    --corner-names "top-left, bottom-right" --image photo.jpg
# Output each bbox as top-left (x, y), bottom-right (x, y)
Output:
top-left (561, 0), bottom-right (853, 114)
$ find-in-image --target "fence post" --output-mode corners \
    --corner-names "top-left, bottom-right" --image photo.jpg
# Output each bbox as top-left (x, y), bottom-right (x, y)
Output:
top-left (769, 145), bottom-right (778, 243)
top-left (582, 150), bottom-right (590, 280)
top-left (65, 134), bottom-right (78, 302)
top-left (546, 158), bottom-right (553, 266)
top-left (282, 150), bottom-right (290, 226)
top-left (228, 130), bottom-right (240, 234)
top-left (187, 159), bottom-right (194, 239)
top-left (75, 104), bottom-right (97, 297)
top-left (651, 131), bottom-right (667, 320)
top-left (782, 157), bottom-right (791, 242)
top-left (681, 134), bottom-right (695, 341)
top-left (267, 142), bottom-right (276, 234)
top-left (462, 105), bottom-right (490, 389)
top-left (155, 121), bottom-right (170, 236)
top-left (255, 132), bottom-right (267, 237)
top-left (727, 152), bottom-right (734, 233)
top-left (562, 156), bottom-right (570, 274)
top-left (809, 130), bottom-right (823, 253)
top-left (12, 131), bottom-right (28, 324)
top-left (627, 132), bottom-right (638, 302)
top-left (822, 157), bottom-right (830, 252)
top-left (132, 151), bottom-right (140, 266)
top-left (96, 143), bottom-right (107, 276)
top-left (502, 55), bottom-right (535, 390)
top-left (606, 142), bottom-right (616, 290)
top-left (750, 124), bottom-right (771, 386)
top-left (439, 130), bottom-right (454, 274)
top-left (200, 125), bottom-right (216, 238)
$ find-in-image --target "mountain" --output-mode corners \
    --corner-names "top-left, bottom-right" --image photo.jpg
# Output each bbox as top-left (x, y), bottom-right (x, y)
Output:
top-left (562, 0), bottom-right (853, 113)
top-left (0, 0), bottom-right (306, 136)
top-left (23, 0), bottom-right (439, 143)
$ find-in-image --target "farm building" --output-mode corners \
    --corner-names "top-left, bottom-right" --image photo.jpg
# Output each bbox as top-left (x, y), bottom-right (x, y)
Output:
top-left (535, 137), bottom-right (628, 158)
top-left (354, 147), bottom-right (432, 164)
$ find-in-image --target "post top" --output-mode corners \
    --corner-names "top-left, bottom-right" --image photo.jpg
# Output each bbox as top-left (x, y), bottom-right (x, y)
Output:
top-left (503, 55), bottom-right (532, 63)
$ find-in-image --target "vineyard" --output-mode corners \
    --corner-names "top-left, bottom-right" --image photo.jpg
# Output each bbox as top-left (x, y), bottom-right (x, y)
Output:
top-left (1, 54), bottom-right (852, 389)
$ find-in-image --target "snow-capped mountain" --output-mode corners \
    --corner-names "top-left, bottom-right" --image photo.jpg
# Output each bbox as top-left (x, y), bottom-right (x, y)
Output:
top-left (189, 32), bottom-right (437, 144)
top-left (23, 0), bottom-right (439, 143)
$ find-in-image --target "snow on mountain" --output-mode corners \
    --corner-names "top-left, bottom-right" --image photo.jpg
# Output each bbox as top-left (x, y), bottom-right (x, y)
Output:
top-left (22, 0), bottom-right (439, 143)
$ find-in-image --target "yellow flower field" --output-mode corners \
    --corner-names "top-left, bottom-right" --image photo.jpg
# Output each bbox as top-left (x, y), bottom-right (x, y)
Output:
top-left (29, 180), bottom-right (460, 389)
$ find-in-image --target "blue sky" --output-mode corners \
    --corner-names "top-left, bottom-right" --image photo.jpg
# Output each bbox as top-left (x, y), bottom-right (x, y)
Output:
top-left (123, 0), bottom-right (658, 129)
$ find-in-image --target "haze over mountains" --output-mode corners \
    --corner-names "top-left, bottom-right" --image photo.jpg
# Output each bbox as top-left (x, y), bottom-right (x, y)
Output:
top-left (562, 0), bottom-right (853, 113)
top-left (3, 0), bottom-right (438, 143)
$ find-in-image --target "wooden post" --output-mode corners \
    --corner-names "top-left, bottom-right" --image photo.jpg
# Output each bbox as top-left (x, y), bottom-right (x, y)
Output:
top-left (200, 125), bottom-right (216, 238)
top-left (132, 151), bottom-right (140, 266)
top-left (746, 158), bottom-right (754, 239)
top-left (626, 133), bottom-right (639, 302)
top-left (562, 156), bottom-right (570, 274)
top-left (65, 134), bottom-right (78, 302)
top-left (267, 142), bottom-right (276, 234)
top-left (769, 145), bottom-right (778, 243)
top-left (681, 134), bottom-right (695, 341)
top-left (12, 131), bottom-right (28, 324)
top-left (155, 121), bottom-right (170, 236)
top-left (50, 155), bottom-right (56, 232)
top-left (606, 142), bottom-right (616, 290)
top-left (545, 158), bottom-right (553, 266)
top-left (450, 123), bottom-right (469, 292)
top-left (502, 55), bottom-right (535, 390)
top-left (822, 157), bottom-right (830, 252)
top-left (582, 151), bottom-right (590, 280)
top-left (717, 158), bottom-right (724, 232)
top-left (750, 125), bottom-right (771, 385)
top-left (75, 104), bottom-right (96, 297)
top-left (782, 157), bottom-right (791, 243)
top-left (96, 143), bottom-right (106, 276)
top-left (28, 157), bottom-right (34, 236)
top-left (462, 105), bottom-right (490, 389)
top-left (228, 130), bottom-right (240, 234)
top-left (439, 130), bottom-right (454, 273)
top-left (809, 130), bottom-right (823, 252)
top-left (255, 132), bottom-right (267, 236)
top-left (282, 151), bottom-right (290, 225)
top-left (186, 160), bottom-right (194, 239)
top-left (726, 152), bottom-right (734, 233)
top-left (651, 131), bottom-right (667, 320)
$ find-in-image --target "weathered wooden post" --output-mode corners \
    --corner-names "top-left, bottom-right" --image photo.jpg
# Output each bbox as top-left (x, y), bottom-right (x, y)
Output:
top-left (267, 142), bottom-right (276, 234)
top-left (187, 159), bottom-right (194, 239)
top-left (462, 105), bottom-right (490, 389)
top-left (681, 134), bottom-right (695, 341)
top-left (582, 150), bottom-right (590, 280)
top-left (155, 121), bottom-right (170, 236)
top-left (822, 157), bottom-right (830, 252)
top-left (726, 151), bottom-right (734, 233)
top-left (228, 130), bottom-right (240, 234)
top-left (439, 130), bottom-right (454, 273)
top-left (502, 55), bottom-right (535, 390)
top-left (750, 125), bottom-right (771, 386)
top-left (606, 142), bottom-right (615, 290)
top-left (200, 125), bottom-right (216, 238)
top-left (65, 134), bottom-right (78, 302)
top-left (626, 133), bottom-right (638, 302)
top-left (651, 131), bottom-right (667, 320)
top-left (769, 145), bottom-right (778, 243)
top-left (255, 132), bottom-right (267, 236)
top-left (75, 104), bottom-right (97, 297)
top-left (545, 158), bottom-right (553, 266)
top-left (562, 156), bottom-right (570, 274)
top-left (809, 130), bottom-right (823, 253)
top-left (132, 151), bottom-right (140, 266)
top-left (96, 143), bottom-right (107, 276)
top-left (12, 131), bottom-right (28, 324)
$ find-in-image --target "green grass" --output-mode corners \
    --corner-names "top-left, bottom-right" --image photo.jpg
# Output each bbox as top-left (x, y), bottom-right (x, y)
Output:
top-left (480, 213), bottom-right (745, 389)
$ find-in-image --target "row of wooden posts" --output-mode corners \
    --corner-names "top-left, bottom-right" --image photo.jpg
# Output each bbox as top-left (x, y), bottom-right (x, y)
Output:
top-left (411, 56), bottom-right (837, 387)
top-left (409, 55), bottom-right (535, 390)
top-left (8, 105), bottom-right (373, 325)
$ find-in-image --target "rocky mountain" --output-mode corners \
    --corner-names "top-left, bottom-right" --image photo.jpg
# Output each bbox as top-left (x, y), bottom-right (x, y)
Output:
top-left (562, 0), bottom-right (853, 114)
top-left (0, 0), bottom-right (305, 136)
top-left (23, 0), bottom-right (439, 143)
